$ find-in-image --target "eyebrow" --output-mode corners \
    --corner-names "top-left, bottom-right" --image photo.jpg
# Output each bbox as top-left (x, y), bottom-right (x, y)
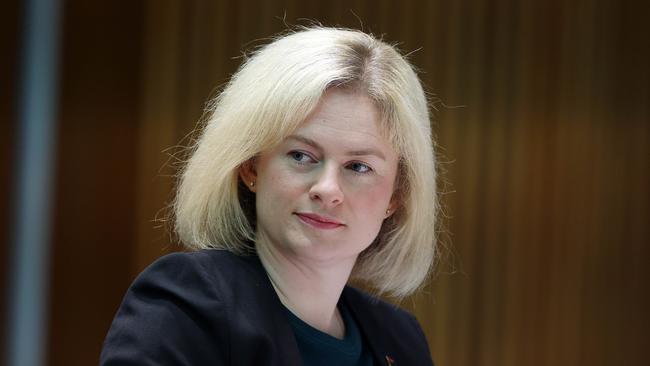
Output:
top-left (287, 134), bottom-right (387, 160)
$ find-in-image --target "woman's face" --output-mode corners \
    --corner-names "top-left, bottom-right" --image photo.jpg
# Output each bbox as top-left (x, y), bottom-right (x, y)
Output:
top-left (242, 88), bottom-right (399, 265)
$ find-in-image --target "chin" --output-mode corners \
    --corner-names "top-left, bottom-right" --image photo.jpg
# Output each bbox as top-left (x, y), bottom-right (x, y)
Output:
top-left (298, 242), bottom-right (360, 263)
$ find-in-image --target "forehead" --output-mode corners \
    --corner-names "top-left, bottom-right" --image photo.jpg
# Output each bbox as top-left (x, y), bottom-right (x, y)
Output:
top-left (289, 88), bottom-right (395, 156)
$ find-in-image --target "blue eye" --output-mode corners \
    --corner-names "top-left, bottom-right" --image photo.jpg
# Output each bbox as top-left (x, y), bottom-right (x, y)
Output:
top-left (348, 162), bottom-right (372, 174)
top-left (289, 151), bottom-right (315, 163)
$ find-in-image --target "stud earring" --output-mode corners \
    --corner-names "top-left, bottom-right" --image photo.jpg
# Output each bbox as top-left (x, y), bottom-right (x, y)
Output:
top-left (250, 181), bottom-right (255, 187)
top-left (386, 209), bottom-right (391, 215)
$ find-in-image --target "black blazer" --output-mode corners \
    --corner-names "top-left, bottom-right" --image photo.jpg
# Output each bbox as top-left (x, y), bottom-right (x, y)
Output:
top-left (100, 250), bottom-right (434, 366)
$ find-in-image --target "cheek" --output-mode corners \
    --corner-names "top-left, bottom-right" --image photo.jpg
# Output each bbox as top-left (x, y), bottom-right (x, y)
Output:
top-left (353, 182), bottom-right (394, 218)
top-left (258, 166), bottom-right (304, 208)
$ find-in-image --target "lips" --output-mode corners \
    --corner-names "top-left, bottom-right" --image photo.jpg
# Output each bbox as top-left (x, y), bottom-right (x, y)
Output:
top-left (295, 212), bottom-right (344, 230)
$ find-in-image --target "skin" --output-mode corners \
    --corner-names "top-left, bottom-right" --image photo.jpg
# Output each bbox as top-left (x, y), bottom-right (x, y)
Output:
top-left (239, 87), bottom-right (399, 339)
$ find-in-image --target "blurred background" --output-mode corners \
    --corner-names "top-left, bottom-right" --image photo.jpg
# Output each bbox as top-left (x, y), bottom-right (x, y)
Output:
top-left (2, 0), bottom-right (648, 365)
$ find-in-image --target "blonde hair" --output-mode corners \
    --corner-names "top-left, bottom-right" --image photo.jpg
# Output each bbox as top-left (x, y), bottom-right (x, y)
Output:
top-left (174, 27), bottom-right (437, 298)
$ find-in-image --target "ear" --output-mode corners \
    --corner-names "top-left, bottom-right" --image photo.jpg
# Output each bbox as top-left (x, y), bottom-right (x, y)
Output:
top-left (238, 158), bottom-right (258, 193)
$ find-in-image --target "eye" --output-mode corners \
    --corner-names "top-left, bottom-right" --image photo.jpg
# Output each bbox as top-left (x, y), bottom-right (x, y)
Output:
top-left (348, 161), bottom-right (372, 174)
top-left (289, 151), bottom-right (316, 164)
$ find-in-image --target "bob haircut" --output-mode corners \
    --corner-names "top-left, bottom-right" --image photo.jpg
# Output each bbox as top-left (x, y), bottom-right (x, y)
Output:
top-left (174, 27), bottom-right (437, 299)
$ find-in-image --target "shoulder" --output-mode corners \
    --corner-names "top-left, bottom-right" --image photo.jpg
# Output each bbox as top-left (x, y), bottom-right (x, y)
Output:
top-left (143, 248), bottom-right (260, 276)
top-left (133, 249), bottom-right (266, 297)
top-left (100, 249), bottom-right (262, 365)
top-left (343, 286), bottom-right (434, 366)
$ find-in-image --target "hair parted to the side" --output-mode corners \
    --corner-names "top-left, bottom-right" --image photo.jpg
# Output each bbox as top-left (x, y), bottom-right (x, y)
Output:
top-left (174, 26), bottom-right (437, 299)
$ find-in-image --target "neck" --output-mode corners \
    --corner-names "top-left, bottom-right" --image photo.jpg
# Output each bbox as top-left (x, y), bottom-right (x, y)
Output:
top-left (256, 235), bottom-right (356, 339)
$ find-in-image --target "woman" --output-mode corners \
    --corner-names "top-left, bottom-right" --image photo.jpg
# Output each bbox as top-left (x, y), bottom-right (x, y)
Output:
top-left (101, 27), bottom-right (437, 365)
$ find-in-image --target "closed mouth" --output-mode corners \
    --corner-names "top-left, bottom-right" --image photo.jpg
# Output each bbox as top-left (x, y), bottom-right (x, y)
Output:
top-left (294, 213), bottom-right (344, 229)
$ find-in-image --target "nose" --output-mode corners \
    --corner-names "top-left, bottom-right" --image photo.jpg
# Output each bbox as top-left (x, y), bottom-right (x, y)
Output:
top-left (308, 163), bottom-right (344, 208)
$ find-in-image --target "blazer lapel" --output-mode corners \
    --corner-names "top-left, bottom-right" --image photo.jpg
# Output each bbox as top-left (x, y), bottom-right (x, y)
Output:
top-left (342, 287), bottom-right (394, 366)
top-left (243, 255), bottom-right (304, 366)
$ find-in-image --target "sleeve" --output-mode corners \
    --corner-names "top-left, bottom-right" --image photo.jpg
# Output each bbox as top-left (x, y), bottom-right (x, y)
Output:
top-left (100, 252), bottom-right (230, 365)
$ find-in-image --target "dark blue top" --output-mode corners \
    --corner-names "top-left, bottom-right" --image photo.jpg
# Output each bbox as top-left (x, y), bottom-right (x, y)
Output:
top-left (285, 304), bottom-right (374, 366)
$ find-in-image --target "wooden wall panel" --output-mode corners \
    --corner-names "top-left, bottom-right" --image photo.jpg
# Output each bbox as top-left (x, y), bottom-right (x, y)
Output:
top-left (133, 0), bottom-right (185, 276)
top-left (45, 1), bottom-right (144, 365)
